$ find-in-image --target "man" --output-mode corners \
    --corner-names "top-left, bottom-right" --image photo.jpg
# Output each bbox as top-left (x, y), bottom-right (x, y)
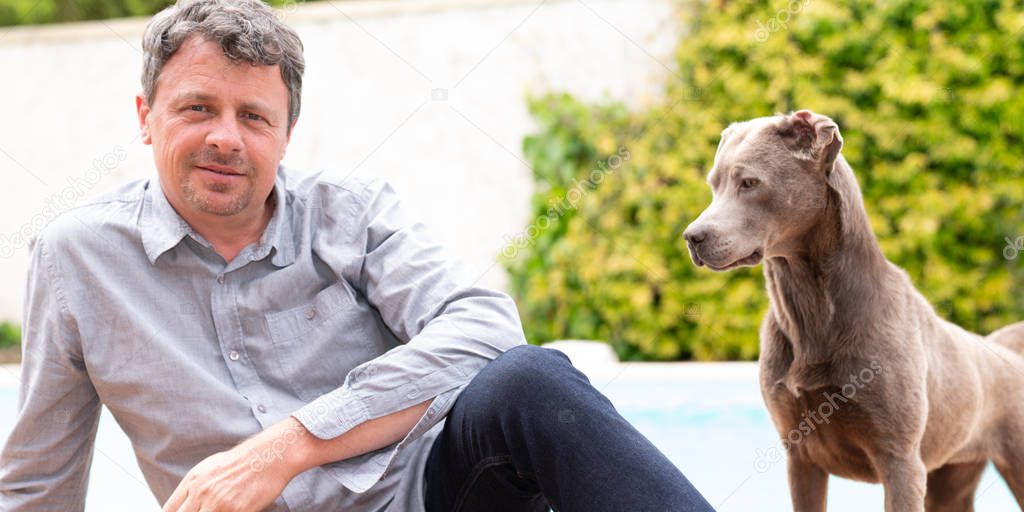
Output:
top-left (0, 1), bottom-right (715, 511)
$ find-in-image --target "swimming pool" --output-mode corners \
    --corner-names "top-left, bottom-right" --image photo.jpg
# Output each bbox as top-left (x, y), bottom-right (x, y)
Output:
top-left (0, 364), bottom-right (1018, 510)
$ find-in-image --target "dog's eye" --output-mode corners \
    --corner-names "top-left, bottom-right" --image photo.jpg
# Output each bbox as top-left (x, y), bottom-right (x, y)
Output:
top-left (740, 178), bottom-right (760, 189)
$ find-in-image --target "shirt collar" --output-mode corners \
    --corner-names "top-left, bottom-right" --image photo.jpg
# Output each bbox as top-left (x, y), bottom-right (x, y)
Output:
top-left (140, 170), bottom-right (295, 267)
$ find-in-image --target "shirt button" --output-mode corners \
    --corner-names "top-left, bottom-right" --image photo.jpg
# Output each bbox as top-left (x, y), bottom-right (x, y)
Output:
top-left (216, 275), bottom-right (225, 284)
top-left (257, 404), bottom-right (267, 414)
top-left (229, 350), bottom-right (240, 361)
top-left (305, 307), bottom-right (317, 320)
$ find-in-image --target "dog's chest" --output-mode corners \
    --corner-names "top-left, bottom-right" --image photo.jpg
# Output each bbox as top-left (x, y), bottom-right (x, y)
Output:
top-left (764, 384), bottom-right (881, 483)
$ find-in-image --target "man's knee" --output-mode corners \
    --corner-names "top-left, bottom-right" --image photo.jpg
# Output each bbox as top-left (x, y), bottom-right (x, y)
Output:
top-left (461, 345), bottom-right (580, 409)
top-left (496, 344), bottom-right (572, 371)
top-left (493, 344), bottom-right (575, 384)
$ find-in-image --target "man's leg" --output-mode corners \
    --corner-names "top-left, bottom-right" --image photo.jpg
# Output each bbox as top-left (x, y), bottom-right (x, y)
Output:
top-left (423, 345), bottom-right (715, 512)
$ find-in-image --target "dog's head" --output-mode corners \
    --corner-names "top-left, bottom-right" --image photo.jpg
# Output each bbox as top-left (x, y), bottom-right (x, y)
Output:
top-left (683, 110), bottom-right (843, 271)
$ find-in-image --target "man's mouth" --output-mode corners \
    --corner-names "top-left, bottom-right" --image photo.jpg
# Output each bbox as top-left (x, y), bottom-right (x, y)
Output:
top-left (195, 164), bottom-right (244, 176)
top-left (692, 248), bottom-right (763, 271)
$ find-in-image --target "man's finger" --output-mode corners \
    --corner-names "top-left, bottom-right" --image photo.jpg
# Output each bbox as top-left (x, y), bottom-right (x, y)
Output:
top-left (176, 491), bottom-right (201, 512)
top-left (162, 485), bottom-right (189, 512)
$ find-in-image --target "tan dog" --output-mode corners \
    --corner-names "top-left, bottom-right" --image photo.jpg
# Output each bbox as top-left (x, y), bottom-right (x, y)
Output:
top-left (683, 110), bottom-right (1024, 511)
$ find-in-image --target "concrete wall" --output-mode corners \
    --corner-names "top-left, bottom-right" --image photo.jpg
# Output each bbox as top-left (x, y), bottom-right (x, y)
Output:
top-left (0, 0), bottom-right (678, 322)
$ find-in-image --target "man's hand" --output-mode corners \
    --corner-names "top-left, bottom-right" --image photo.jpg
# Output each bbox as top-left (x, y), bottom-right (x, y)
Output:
top-left (161, 417), bottom-right (310, 512)
top-left (161, 399), bottom-right (431, 512)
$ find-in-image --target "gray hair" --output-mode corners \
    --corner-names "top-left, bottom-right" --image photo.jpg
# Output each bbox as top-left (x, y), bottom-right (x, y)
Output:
top-left (141, 0), bottom-right (305, 132)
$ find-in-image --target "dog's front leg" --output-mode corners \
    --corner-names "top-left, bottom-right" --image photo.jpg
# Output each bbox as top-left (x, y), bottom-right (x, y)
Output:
top-left (877, 453), bottom-right (927, 512)
top-left (787, 454), bottom-right (828, 512)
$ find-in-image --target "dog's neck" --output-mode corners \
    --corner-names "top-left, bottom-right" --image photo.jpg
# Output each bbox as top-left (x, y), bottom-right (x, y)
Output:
top-left (763, 156), bottom-right (891, 359)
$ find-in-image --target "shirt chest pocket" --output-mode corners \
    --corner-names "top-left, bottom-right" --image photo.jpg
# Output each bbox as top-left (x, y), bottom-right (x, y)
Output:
top-left (264, 280), bottom-right (385, 401)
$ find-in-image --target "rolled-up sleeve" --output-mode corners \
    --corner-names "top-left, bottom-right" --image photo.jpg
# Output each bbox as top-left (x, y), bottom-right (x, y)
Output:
top-left (292, 177), bottom-right (526, 491)
top-left (0, 236), bottom-right (101, 511)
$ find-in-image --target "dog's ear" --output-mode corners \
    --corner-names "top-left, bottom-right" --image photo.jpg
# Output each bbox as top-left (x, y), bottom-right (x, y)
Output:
top-left (778, 110), bottom-right (843, 172)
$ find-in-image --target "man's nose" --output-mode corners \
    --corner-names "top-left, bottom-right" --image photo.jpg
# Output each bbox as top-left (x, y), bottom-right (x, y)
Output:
top-left (205, 115), bottom-right (244, 153)
top-left (683, 226), bottom-right (708, 245)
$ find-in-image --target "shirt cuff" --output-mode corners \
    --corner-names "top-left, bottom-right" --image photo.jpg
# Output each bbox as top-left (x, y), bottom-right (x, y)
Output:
top-left (311, 386), bottom-right (463, 493)
top-left (293, 362), bottom-right (470, 440)
top-left (292, 386), bottom-right (371, 440)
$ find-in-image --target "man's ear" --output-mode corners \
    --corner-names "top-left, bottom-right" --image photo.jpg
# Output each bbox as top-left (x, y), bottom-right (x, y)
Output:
top-left (778, 110), bottom-right (843, 171)
top-left (136, 94), bottom-right (152, 145)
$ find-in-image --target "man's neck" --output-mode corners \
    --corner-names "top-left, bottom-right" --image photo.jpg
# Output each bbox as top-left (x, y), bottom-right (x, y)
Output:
top-left (181, 193), bottom-right (276, 264)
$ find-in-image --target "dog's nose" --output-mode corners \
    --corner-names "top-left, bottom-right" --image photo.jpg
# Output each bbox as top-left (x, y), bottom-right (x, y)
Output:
top-left (684, 228), bottom-right (707, 245)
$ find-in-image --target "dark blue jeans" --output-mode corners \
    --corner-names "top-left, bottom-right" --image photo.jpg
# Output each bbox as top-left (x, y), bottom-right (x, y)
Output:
top-left (423, 345), bottom-right (715, 512)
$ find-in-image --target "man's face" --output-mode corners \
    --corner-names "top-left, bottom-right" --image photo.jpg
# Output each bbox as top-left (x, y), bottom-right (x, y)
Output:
top-left (136, 36), bottom-right (294, 218)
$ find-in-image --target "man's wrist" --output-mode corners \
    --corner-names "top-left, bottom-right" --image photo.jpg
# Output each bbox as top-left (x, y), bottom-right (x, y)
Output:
top-left (240, 416), bottom-right (319, 479)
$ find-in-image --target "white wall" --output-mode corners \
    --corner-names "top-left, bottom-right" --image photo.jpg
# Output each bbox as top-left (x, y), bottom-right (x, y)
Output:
top-left (0, 0), bottom-right (678, 322)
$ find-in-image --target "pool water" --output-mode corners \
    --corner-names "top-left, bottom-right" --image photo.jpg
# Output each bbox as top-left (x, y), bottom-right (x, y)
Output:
top-left (0, 369), bottom-right (1018, 511)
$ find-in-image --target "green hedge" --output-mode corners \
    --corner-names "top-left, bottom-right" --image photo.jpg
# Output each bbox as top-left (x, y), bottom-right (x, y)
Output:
top-left (0, 0), bottom-right (314, 27)
top-left (0, 322), bottom-right (19, 349)
top-left (504, 0), bottom-right (1024, 361)
top-left (0, 0), bottom-right (168, 26)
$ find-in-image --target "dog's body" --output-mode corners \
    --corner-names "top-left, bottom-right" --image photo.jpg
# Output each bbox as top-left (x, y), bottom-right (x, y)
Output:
top-left (683, 110), bottom-right (1024, 511)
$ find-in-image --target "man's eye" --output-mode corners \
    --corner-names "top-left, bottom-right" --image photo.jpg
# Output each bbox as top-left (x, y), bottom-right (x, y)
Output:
top-left (245, 112), bottom-right (265, 122)
top-left (740, 178), bottom-right (760, 189)
top-left (189, 105), bottom-right (209, 113)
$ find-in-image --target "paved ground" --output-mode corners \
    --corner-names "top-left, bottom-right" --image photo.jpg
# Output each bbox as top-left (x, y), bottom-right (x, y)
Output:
top-left (0, 348), bottom-right (19, 365)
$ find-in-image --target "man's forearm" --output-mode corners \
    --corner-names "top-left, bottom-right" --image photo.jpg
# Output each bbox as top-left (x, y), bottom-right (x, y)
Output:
top-left (251, 398), bottom-right (433, 478)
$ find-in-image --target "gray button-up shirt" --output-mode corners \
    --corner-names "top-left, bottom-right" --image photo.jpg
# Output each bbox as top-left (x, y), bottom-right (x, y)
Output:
top-left (0, 166), bottom-right (527, 511)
